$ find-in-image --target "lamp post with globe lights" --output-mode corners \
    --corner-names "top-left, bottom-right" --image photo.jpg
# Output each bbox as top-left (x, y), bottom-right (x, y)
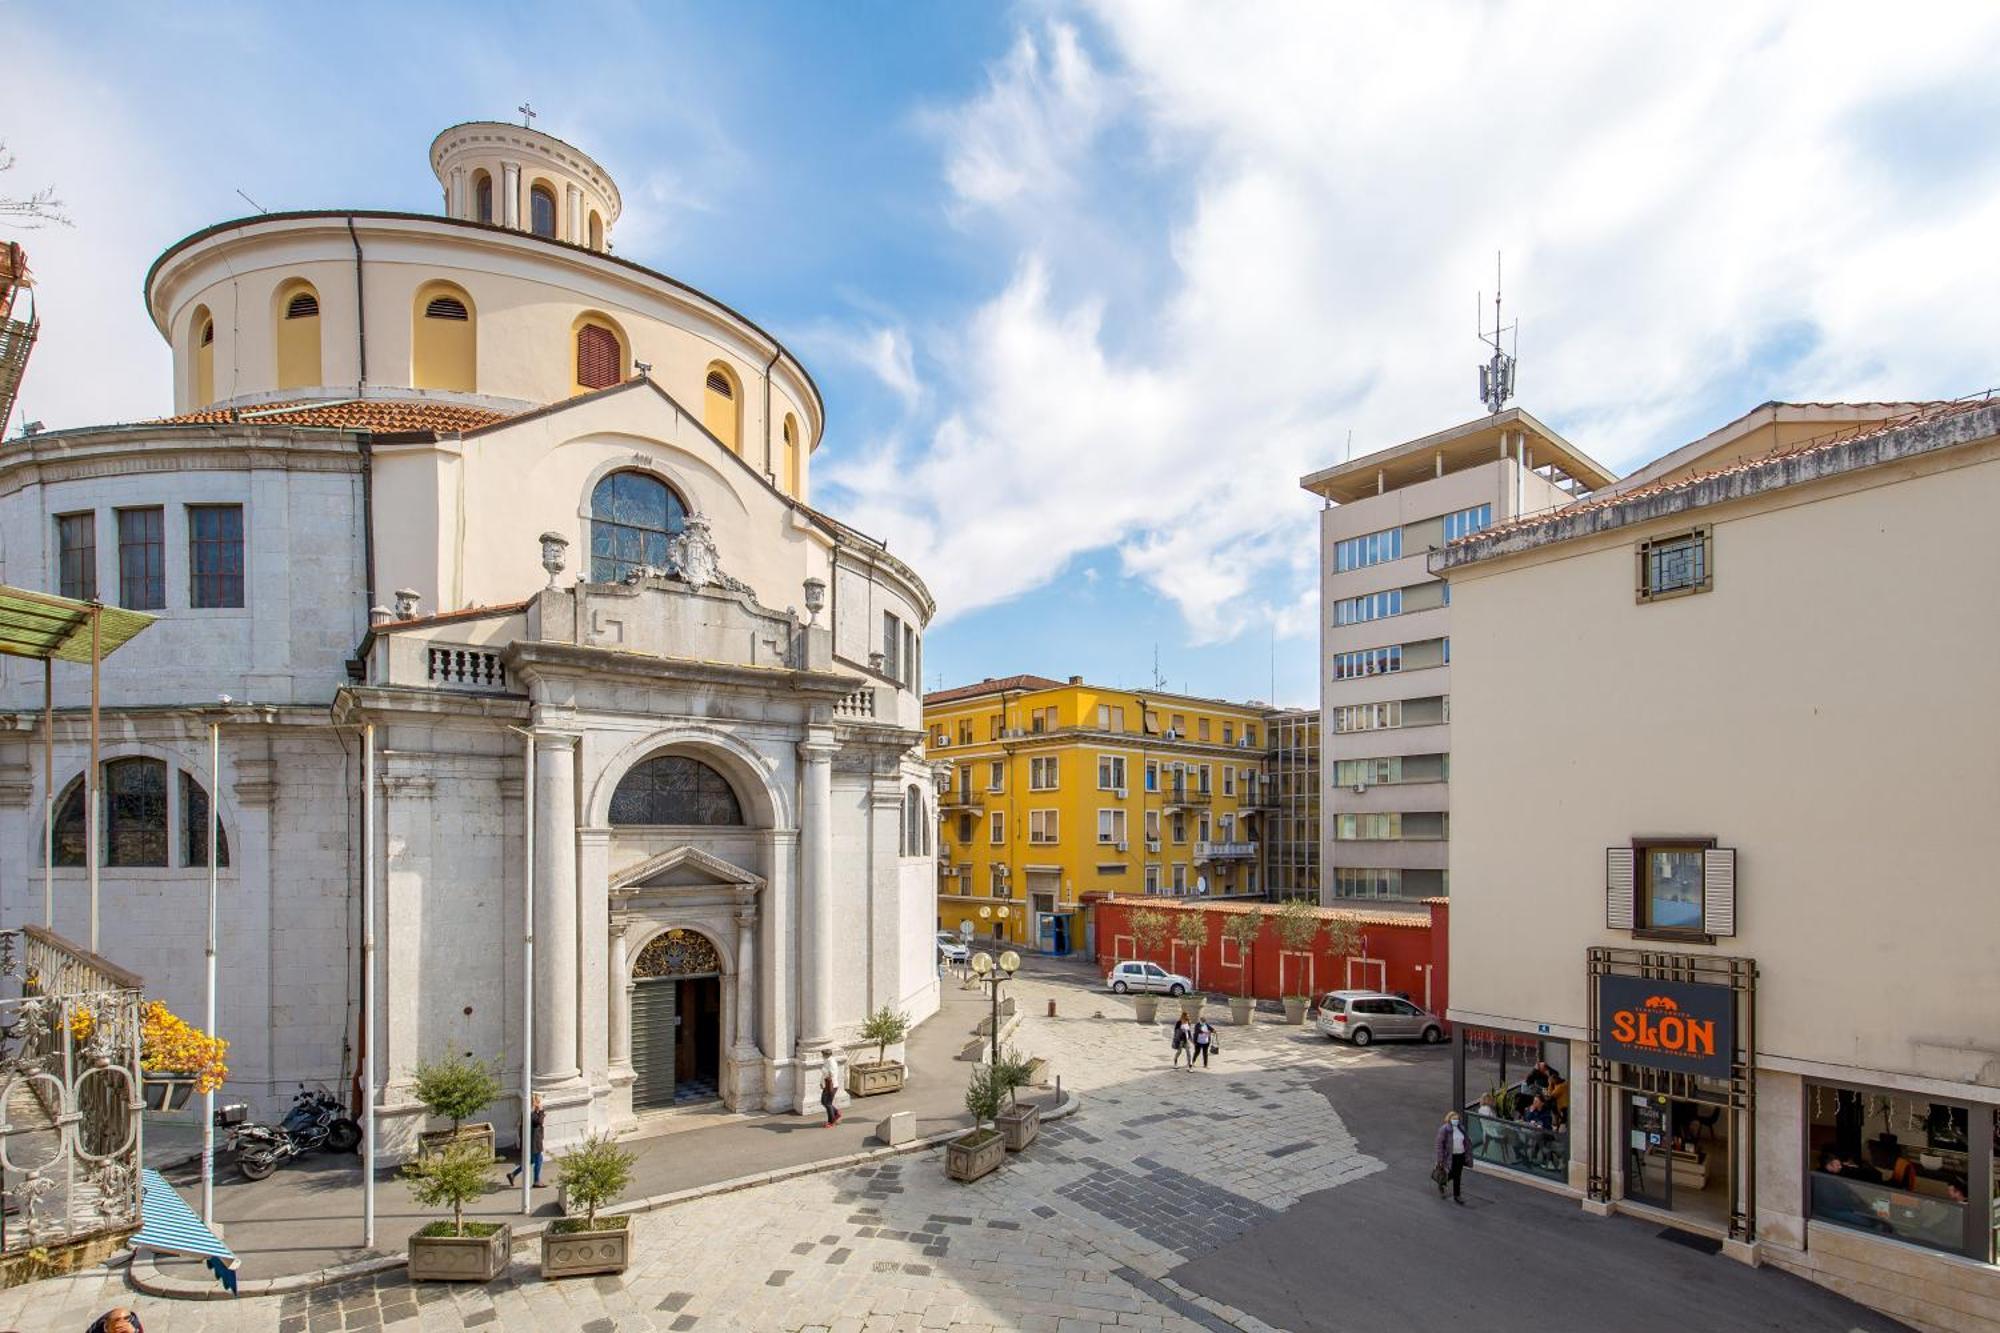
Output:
top-left (969, 904), bottom-right (1021, 1068)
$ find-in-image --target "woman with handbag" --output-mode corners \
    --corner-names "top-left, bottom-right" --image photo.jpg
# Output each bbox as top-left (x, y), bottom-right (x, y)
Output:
top-left (1434, 1110), bottom-right (1470, 1204)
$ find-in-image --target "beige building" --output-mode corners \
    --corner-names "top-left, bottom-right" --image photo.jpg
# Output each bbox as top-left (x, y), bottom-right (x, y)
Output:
top-left (1300, 411), bottom-right (1612, 903)
top-left (1440, 397), bottom-right (2000, 1331)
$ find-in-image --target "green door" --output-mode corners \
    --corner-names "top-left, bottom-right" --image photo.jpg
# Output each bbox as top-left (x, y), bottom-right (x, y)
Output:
top-left (631, 978), bottom-right (678, 1110)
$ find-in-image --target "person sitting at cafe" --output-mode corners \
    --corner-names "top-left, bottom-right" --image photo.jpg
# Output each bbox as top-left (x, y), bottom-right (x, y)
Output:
top-left (1869, 1138), bottom-right (1918, 1190)
top-left (1521, 1094), bottom-right (1554, 1133)
top-left (1474, 1093), bottom-right (1499, 1118)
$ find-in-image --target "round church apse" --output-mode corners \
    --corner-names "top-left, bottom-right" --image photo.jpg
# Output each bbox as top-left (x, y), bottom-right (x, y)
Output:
top-left (630, 928), bottom-right (725, 1110)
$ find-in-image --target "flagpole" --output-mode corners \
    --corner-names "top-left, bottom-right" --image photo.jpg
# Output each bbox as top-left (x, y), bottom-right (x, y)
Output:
top-left (203, 715), bottom-right (219, 1225)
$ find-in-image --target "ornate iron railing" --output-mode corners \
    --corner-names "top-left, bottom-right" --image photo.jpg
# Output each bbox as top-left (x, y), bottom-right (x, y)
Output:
top-left (0, 927), bottom-right (145, 1254)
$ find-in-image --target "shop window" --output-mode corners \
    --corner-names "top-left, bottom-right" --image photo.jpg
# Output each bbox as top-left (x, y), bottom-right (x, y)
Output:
top-left (1806, 1080), bottom-right (1986, 1259)
top-left (1460, 1027), bottom-right (1571, 1183)
top-left (589, 470), bottom-right (687, 583)
top-left (412, 283), bottom-right (476, 392)
top-left (1638, 526), bottom-right (1711, 602)
top-left (608, 755), bottom-right (743, 826)
top-left (1606, 841), bottom-right (1735, 938)
top-left (274, 280), bottom-right (321, 389)
top-left (188, 504), bottom-right (245, 608)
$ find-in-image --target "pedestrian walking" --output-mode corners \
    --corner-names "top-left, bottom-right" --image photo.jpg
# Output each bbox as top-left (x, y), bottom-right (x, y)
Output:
top-left (1434, 1109), bottom-right (1471, 1204)
top-left (506, 1093), bottom-right (545, 1188)
top-left (1171, 1013), bottom-right (1193, 1068)
top-left (1192, 1018), bottom-right (1215, 1068)
top-left (87, 1308), bottom-right (143, 1333)
top-left (821, 1070), bottom-right (842, 1126)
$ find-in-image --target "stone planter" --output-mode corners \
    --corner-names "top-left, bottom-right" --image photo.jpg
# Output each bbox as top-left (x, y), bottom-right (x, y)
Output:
top-left (1282, 996), bottom-right (1310, 1026)
top-left (419, 1122), bottom-right (496, 1161)
top-left (945, 1129), bottom-right (1005, 1183)
top-left (407, 1222), bottom-right (512, 1282)
top-left (847, 1060), bottom-right (906, 1098)
top-left (1228, 997), bottom-right (1255, 1026)
top-left (996, 1102), bottom-right (1040, 1152)
top-left (540, 1216), bottom-right (630, 1279)
top-left (141, 1074), bottom-right (197, 1113)
top-left (1132, 995), bottom-right (1161, 1025)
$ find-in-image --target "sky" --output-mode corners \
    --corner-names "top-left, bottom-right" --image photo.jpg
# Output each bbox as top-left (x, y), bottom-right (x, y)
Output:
top-left (5, 1), bottom-right (2000, 708)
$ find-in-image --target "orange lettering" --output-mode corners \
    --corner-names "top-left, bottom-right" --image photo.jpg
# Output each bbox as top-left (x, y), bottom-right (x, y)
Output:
top-left (1613, 1010), bottom-right (1637, 1044)
top-left (1657, 1015), bottom-right (1683, 1050)
top-left (1686, 1020), bottom-right (1714, 1058)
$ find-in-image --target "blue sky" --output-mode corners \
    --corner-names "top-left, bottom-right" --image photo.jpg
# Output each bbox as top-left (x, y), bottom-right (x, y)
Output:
top-left (8, 2), bottom-right (2000, 708)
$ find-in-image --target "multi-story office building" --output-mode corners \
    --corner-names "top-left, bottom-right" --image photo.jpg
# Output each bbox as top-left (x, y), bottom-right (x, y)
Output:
top-left (1440, 396), bottom-right (2000, 1328)
top-left (925, 676), bottom-right (1274, 950)
top-left (1263, 708), bottom-right (1319, 901)
top-left (1300, 410), bottom-right (1613, 902)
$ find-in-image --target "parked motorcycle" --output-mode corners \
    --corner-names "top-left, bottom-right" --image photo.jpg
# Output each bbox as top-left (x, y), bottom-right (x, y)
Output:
top-left (232, 1087), bottom-right (362, 1181)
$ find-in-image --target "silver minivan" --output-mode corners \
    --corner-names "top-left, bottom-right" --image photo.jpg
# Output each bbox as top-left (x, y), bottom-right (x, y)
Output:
top-left (1316, 990), bottom-right (1443, 1046)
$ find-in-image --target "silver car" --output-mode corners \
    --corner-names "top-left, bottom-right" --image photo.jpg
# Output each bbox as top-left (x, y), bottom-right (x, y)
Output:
top-left (1105, 960), bottom-right (1191, 996)
top-left (936, 933), bottom-right (970, 965)
top-left (1316, 990), bottom-right (1443, 1046)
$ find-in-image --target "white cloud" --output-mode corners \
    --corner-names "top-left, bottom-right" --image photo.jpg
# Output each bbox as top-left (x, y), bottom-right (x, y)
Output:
top-left (828, 1), bottom-right (2000, 644)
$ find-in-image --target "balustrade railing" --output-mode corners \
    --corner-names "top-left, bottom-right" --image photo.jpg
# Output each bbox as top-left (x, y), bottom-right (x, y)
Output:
top-left (426, 644), bottom-right (508, 690)
top-left (834, 685), bottom-right (877, 719)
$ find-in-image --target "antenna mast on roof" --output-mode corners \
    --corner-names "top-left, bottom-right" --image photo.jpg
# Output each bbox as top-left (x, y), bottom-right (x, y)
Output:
top-left (1151, 645), bottom-right (1166, 691)
top-left (1477, 251), bottom-right (1517, 415)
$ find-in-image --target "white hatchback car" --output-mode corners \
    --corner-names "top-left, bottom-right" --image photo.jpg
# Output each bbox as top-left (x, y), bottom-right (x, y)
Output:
top-left (936, 933), bottom-right (970, 965)
top-left (1105, 960), bottom-right (1192, 996)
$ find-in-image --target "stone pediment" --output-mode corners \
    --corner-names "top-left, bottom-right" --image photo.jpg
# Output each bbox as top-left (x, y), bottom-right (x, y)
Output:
top-left (609, 845), bottom-right (765, 894)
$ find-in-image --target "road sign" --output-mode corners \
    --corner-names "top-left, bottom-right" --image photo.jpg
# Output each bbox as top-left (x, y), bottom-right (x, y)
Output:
top-left (958, 920), bottom-right (974, 939)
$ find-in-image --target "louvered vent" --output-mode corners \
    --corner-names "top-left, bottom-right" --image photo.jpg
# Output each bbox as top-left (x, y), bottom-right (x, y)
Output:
top-left (1703, 848), bottom-right (1737, 937)
top-left (285, 293), bottom-right (319, 320)
top-left (576, 323), bottom-right (622, 390)
top-left (706, 369), bottom-right (733, 398)
top-left (1605, 846), bottom-right (1635, 930)
top-left (424, 296), bottom-right (469, 321)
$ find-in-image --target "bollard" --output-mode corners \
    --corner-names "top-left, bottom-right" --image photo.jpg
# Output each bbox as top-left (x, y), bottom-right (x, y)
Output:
top-left (1047, 998), bottom-right (1057, 1018)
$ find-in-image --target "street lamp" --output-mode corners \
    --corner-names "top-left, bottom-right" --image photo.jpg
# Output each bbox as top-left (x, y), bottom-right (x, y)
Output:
top-left (969, 921), bottom-right (1021, 1069)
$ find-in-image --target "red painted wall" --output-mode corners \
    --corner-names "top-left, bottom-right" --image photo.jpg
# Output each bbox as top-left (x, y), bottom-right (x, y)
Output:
top-left (1092, 897), bottom-right (1450, 1020)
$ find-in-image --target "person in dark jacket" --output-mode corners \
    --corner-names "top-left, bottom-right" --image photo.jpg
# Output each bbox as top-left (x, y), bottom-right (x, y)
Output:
top-left (1435, 1110), bottom-right (1471, 1203)
top-left (821, 1070), bottom-right (842, 1126)
top-left (1192, 1018), bottom-right (1215, 1068)
top-left (506, 1094), bottom-right (545, 1188)
top-left (1171, 1014), bottom-right (1193, 1068)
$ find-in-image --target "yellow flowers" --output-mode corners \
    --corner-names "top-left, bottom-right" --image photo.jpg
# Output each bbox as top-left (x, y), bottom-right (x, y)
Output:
top-left (141, 1001), bottom-right (229, 1094)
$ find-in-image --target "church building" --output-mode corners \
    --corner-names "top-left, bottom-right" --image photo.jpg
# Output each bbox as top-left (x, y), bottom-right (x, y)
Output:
top-left (0, 120), bottom-right (941, 1147)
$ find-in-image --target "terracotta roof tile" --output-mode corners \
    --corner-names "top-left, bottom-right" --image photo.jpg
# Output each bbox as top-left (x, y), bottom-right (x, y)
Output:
top-left (1462, 395), bottom-right (1994, 546)
top-left (154, 398), bottom-right (514, 433)
top-left (1099, 895), bottom-right (1433, 929)
top-left (373, 600), bottom-right (531, 632)
top-left (923, 674), bottom-right (1067, 706)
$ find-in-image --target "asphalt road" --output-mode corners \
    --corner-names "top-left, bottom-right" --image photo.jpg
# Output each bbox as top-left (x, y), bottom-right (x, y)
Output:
top-left (1026, 951), bottom-right (1904, 1333)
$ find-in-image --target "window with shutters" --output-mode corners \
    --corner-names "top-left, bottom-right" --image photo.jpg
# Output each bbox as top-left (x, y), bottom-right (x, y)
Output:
top-left (1609, 838), bottom-right (1734, 940)
top-left (575, 319), bottom-right (624, 391)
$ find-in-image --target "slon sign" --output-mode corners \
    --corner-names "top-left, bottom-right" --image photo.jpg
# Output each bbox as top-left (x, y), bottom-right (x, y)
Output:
top-left (1597, 974), bottom-right (1735, 1080)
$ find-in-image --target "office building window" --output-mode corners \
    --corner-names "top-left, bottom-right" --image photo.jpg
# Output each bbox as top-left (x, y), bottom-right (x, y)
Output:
top-left (1442, 503), bottom-right (1493, 542)
top-left (1333, 646), bottom-right (1402, 680)
top-left (187, 504), bottom-right (244, 608)
top-left (1335, 527), bottom-right (1402, 572)
top-left (1638, 527), bottom-right (1711, 601)
top-left (116, 507), bottom-right (165, 610)
top-left (1334, 589), bottom-right (1403, 625)
top-left (1029, 756), bottom-right (1059, 790)
top-left (1098, 809), bottom-right (1126, 844)
top-left (1335, 757), bottom-right (1403, 786)
top-left (1028, 809), bottom-right (1058, 844)
top-left (1331, 867), bottom-right (1400, 898)
top-left (56, 512), bottom-right (96, 601)
top-left (1334, 813), bottom-right (1401, 840)
top-left (1097, 755), bottom-right (1126, 791)
top-left (1332, 701), bottom-right (1402, 733)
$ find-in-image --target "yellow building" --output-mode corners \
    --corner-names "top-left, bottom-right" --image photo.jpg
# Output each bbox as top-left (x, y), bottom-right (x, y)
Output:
top-left (924, 674), bottom-right (1276, 950)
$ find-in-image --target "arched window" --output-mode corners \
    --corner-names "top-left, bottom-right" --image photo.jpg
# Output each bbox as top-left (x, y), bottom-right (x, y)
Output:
top-left (53, 762), bottom-right (230, 868)
top-left (180, 770), bottom-right (230, 867)
top-left (530, 183), bottom-right (558, 238)
top-left (588, 210), bottom-right (604, 251)
top-left (782, 413), bottom-right (801, 496)
top-left (575, 318), bottom-right (625, 392)
top-left (473, 171), bottom-right (494, 223)
top-left (590, 470), bottom-right (687, 582)
top-left (274, 279), bottom-right (322, 389)
top-left (703, 362), bottom-right (741, 453)
top-left (609, 755), bottom-right (744, 826)
top-left (412, 282), bottom-right (476, 392)
top-left (192, 305), bottom-right (215, 405)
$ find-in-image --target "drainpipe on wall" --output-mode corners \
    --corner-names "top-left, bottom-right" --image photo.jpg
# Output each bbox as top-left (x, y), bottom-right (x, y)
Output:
top-left (762, 345), bottom-right (781, 481)
top-left (346, 217), bottom-right (368, 395)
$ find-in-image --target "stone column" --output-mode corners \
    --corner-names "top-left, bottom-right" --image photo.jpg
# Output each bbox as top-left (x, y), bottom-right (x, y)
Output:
top-left (608, 920), bottom-right (631, 1074)
top-left (448, 167), bottom-right (465, 219)
top-left (534, 732), bottom-right (579, 1084)
top-left (759, 828), bottom-right (797, 1108)
top-left (565, 184), bottom-right (583, 244)
top-left (794, 732), bottom-right (837, 1060)
top-left (502, 162), bottom-right (521, 229)
top-left (732, 903), bottom-right (758, 1059)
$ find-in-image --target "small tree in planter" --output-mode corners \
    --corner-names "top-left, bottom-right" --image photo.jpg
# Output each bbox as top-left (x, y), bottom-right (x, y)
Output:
top-left (414, 1054), bottom-right (502, 1160)
top-left (1173, 911), bottom-right (1213, 1014)
top-left (543, 1133), bottom-right (637, 1278)
top-left (403, 1143), bottom-right (509, 1282)
top-left (1125, 908), bottom-right (1174, 1023)
top-left (850, 1006), bottom-right (912, 1097)
top-left (1274, 899), bottom-right (1322, 1024)
top-left (946, 1063), bottom-right (1006, 1182)
top-left (1323, 914), bottom-right (1363, 989)
top-left (991, 1048), bottom-right (1040, 1151)
top-left (1221, 909), bottom-right (1265, 1025)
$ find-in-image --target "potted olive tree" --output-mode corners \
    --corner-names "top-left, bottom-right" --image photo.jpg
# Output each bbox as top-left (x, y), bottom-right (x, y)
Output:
top-left (542, 1133), bottom-right (637, 1278)
top-left (944, 1064), bottom-right (1006, 1183)
top-left (1127, 908), bottom-right (1172, 1024)
top-left (1173, 911), bottom-right (1212, 1019)
top-left (415, 1054), bottom-right (502, 1159)
top-left (1275, 899), bottom-right (1322, 1025)
top-left (1222, 908), bottom-right (1264, 1026)
top-left (848, 1006), bottom-right (911, 1097)
top-left (404, 1143), bottom-right (510, 1282)
top-left (991, 1049), bottom-right (1039, 1152)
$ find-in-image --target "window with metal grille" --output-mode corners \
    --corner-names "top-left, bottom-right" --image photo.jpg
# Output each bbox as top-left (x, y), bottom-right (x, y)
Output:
top-left (116, 506), bottom-right (165, 610)
top-left (576, 322), bottom-right (621, 389)
top-left (187, 503), bottom-right (244, 608)
top-left (424, 295), bottom-right (469, 321)
top-left (589, 470), bottom-right (686, 582)
top-left (1638, 527), bottom-right (1711, 601)
top-left (56, 512), bottom-right (95, 601)
top-left (706, 369), bottom-right (733, 398)
top-left (285, 292), bottom-right (319, 320)
top-left (608, 755), bottom-right (743, 826)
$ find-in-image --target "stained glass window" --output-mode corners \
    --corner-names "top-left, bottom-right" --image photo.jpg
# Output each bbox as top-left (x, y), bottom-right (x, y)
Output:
top-left (609, 755), bottom-right (743, 826)
top-left (633, 928), bottom-right (723, 978)
top-left (181, 770), bottom-right (230, 868)
top-left (590, 472), bottom-right (687, 583)
top-left (105, 758), bottom-right (168, 866)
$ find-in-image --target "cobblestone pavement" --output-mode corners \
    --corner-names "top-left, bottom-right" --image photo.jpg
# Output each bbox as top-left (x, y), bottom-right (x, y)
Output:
top-left (2, 977), bottom-right (1382, 1332)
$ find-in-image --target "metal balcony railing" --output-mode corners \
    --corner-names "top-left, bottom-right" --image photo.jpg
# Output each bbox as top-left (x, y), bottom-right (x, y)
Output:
top-left (1194, 840), bottom-right (1258, 862)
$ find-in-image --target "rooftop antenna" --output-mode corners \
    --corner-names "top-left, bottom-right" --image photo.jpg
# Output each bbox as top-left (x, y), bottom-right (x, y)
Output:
top-left (1151, 645), bottom-right (1166, 691)
top-left (518, 102), bottom-right (538, 129)
top-left (234, 189), bottom-right (268, 214)
top-left (1477, 250), bottom-right (1517, 415)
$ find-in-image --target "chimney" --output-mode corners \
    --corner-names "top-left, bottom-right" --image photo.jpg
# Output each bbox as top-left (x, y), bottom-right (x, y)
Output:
top-left (1068, 675), bottom-right (1083, 685)
top-left (368, 605), bottom-right (393, 628)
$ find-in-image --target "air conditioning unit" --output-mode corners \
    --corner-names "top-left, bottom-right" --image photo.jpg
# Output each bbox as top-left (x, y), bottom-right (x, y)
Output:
top-left (1114, 787), bottom-right (1127, 798)
top-left (1115, 841), bottom-right (1128, 853)
top-left (1163, 728), bottom-right (1180, 740)
top-left (1005, 727), bottom-right (1026, 738)
top-left (1353, 783), bottom-right (1367, 794)
top-left (1145, 838), bottom-right (1161, 852)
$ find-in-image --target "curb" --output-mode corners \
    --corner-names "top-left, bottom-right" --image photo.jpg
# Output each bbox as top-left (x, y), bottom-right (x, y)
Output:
top-left (130, 1089), bottom-right (1082, 1301)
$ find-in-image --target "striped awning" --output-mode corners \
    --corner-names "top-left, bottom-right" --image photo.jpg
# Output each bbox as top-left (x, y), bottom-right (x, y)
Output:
top-left (0, 586), bottom-right (154, 663)
top-left (131, 1168), bottom-right (237, 1269)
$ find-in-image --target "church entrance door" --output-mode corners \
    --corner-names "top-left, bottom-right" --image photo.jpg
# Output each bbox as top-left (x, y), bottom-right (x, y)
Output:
top-left (630, 927), bottom-right (725, 1111)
